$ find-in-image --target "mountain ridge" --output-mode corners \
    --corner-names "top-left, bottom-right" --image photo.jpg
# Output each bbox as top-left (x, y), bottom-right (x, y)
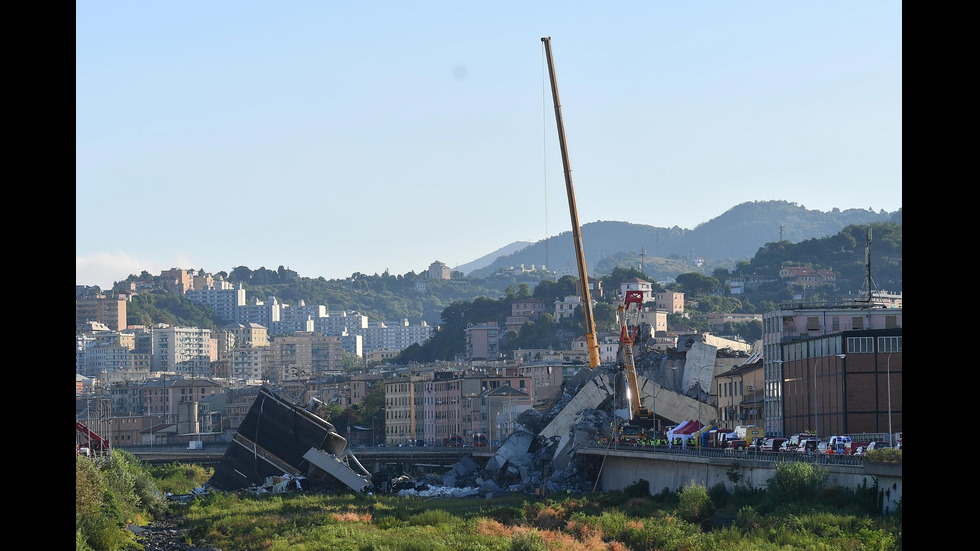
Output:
top-left (467, 200), bottom-right (901, 278)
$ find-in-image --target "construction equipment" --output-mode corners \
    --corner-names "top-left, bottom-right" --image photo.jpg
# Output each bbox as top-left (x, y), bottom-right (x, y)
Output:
top-left (541, 36), bottom-right (600, 369)
top-left (614, 291), bottom-right (655, 442)
top-left (76, 420), bottom-right (110, 455)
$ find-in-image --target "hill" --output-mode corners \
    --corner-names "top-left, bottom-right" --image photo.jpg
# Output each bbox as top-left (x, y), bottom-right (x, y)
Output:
top-left (468, 200), bottom-right (900, 279)
top-left (455, 241), bottom-right (532, 275)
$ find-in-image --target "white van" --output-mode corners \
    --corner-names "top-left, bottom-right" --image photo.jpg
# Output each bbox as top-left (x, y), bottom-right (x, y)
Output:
top-left (827, 435), bottom-right (852, 453)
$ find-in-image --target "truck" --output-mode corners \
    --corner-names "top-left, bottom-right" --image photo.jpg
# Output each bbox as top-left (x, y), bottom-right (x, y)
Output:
top-left (734, 425), bottom-right (765, 446)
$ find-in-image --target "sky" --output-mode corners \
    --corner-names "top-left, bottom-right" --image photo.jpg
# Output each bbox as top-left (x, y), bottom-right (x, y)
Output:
top-left (76, 2), bottom-right (902, 289)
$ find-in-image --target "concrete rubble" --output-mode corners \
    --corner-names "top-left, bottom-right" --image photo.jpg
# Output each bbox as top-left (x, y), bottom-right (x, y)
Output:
top-left (438, 335), bottom-right (751, 497)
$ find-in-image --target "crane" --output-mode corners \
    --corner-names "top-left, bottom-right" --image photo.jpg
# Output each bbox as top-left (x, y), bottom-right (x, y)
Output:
top-left (541, 36), bottom-right (600, 369)
top-left (615, 291), bottom-right (655, 441)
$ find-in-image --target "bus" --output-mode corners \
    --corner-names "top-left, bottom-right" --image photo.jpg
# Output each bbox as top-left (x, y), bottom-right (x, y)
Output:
top-left (472, 433), bottom-right (488, 447)
top-left (444, 434), bottom-right (464, 447)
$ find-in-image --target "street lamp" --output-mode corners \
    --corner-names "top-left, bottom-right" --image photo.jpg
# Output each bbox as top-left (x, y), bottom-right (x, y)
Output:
top-left (813, 354), bottom-right (846, 438)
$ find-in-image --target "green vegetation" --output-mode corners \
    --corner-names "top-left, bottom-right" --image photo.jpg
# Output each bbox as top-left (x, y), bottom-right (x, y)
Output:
top-left (76, 455), bottom-right (901, 550)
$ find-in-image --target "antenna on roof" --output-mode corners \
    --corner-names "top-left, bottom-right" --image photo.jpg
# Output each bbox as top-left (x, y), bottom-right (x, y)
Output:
top-left (859, 227), bottom-right (880, 304)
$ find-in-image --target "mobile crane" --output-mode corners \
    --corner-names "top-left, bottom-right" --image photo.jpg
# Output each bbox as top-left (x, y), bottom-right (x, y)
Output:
top-left (541, 36), bottom-right (600, 370)
top-left (542, 38), bottom-right (655, 444)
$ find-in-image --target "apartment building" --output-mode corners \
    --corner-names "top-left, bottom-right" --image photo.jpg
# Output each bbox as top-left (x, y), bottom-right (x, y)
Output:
top-left (275, 300), bottom-right (324, 335)
top-left (230, 347), bottom-right (264, 381)
top-left (421, 371), bottom-right (466, 447)
top-left (655, 290), bottom-right (684, 314)
top-left (384, 374), bottom-right (430, 446)
top-left (265, 331), bottom-right (345, 380)
top-left (150, 325), bottom-right (213, 377)
top-left (223, 322), bottom-right (270, 348)
top-left (159, 268), bottom-right (194, 294)
top-left (237, 296), bottom-right (281, 329)
top-left (553, 295), bottom-right (583, 322)
top-left (83, 344), bottom-right (152, 381)
top-left (516, 362), bottom-right (564, 406)
top-left (619, 278), bottom-right (654, 298)
top-left (715, 355), bottom-right (765, 431)
top-left (314, 310), bottom-right (369, 339)
top-left (75, 292), bottom-right (127, 331)
top-left (465, 322), bottom-right (500, 360)
top-left (506, 297), bottom-right (547, 333)
top-left (361, 319), bottom-right (434, 354)
top-left (139, 377), bottom-right (223, 425)
top-left (185, 283), bottom-right (245, 324)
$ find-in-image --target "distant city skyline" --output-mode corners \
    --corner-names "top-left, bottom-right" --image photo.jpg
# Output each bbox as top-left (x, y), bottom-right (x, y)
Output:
top-left (77, 2), bottom-right (902, 289)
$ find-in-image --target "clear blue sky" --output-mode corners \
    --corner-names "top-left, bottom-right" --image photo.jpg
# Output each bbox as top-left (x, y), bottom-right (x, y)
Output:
top-left (76, 2), bottom-right (902, 289)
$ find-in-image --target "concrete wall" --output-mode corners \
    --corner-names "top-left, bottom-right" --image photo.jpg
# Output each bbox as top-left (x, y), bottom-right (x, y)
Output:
top-left (588, 449), bottom-right (902, 514)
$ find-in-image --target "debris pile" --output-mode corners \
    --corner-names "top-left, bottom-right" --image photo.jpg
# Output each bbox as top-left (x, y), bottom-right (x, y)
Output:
top-left (441, 368), bottom-right (617, 497)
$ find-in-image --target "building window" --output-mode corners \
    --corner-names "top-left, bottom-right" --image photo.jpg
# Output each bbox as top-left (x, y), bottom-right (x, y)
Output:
top-left (885, 315), bottom-right (898, 329)
top-left (806, 317), bottom-right (820, 331)
top-left (847, 336), bottom-right (874, 353)
top-left (878, 336), bottom-right (902, 353)
top-left (852, 316), bottom-right (864, 330)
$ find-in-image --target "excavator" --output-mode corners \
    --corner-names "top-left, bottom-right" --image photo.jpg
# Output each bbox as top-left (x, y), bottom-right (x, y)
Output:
top-left (542, 37), bottom-right (654, 444)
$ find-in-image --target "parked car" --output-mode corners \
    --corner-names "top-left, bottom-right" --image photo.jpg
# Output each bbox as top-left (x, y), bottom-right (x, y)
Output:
top-left (762, 437), bottom-right (788, 452)
top-left (865, 441), bottom-right (891, 452)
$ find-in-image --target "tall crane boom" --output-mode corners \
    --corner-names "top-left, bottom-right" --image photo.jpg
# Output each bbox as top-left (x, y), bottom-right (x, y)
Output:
top-left (541, 36), bottom-right (600, 369)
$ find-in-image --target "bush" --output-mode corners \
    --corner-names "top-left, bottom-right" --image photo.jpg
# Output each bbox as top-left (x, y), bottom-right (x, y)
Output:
top-left (509, 530), bottom-right (547, 551)
top-left (75, 450), bottom-right (168, 551)
top-left (867, 448), bottom-right (902, 463)
top-left (677, 482), bottom-right (714, 526)
top-left (766, 461), bottom-right (829, 504)
top-left (734, 505), bottom-right (762, 532)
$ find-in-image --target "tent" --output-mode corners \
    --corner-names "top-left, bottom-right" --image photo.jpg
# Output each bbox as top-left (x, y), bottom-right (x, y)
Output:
top-left (667, 420), bottom-right (705, 448)
top-left (694, 423), bottom-right (715, 447)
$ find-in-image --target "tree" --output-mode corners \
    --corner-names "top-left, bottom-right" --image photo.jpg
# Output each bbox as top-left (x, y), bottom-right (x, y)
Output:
top-left (676, 272), bottom-right (721, 297)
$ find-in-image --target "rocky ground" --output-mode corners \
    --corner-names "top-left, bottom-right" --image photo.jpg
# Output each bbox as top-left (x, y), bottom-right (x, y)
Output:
top-left (131, 513), bottom-right (220, 551)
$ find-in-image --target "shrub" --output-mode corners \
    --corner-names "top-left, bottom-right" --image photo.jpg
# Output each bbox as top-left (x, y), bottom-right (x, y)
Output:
top-left (373, 515), bottom-right (405, 530)
top-left (734, 505), bottom-right (762, 532)
top-left (766, 461), bottom-right (829, 504)
top-left (677, 482), bottom-right (714, 526)
top-left (867, 448), bottom-right (902, 463)
top-left (622, 479), bottom-right (650, 499)
top-left (707, 482), bottom-right (731, 508)
top-left (509, 530), bottom-right (547, 551)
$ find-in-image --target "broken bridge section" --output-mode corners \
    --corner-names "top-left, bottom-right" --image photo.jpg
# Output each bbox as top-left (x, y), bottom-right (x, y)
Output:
top-left (207, 386), bottom-right (372, 493)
